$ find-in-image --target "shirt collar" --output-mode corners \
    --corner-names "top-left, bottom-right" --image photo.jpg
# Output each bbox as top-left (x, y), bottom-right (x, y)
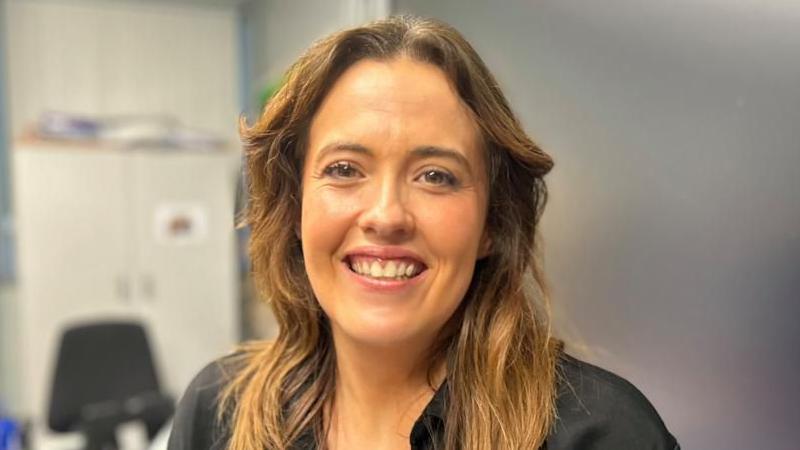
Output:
top-left (290, 379), bottom-right (449, 449)
top-left (423, 379), bottom-right (448, 421)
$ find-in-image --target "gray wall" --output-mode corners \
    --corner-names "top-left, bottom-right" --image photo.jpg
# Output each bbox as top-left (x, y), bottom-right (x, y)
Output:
top-left (395, 1), bottom-right (800, 449)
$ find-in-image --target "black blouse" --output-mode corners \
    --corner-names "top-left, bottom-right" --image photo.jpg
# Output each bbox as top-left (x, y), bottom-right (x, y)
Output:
top-left (167, 353), bottom-right (680, 449)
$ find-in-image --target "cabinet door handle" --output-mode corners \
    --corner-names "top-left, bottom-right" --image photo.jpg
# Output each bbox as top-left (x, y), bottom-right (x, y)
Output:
top-left (141, 274), bottom-right (156, 301)
top-left (115, 276), bottom-right (130, 302)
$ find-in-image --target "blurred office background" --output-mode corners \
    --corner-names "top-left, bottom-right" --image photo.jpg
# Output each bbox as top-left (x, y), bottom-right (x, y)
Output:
top-left (1, 1), bottom-right (798, 449)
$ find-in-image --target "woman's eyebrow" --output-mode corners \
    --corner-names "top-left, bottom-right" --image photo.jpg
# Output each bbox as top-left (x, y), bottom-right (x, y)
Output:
top-left (314, 141), bottom-right (371, 165)
top-left (409, 146), bottom-right (472, 172)
top-left (314, 141), bottom-right (471, 172)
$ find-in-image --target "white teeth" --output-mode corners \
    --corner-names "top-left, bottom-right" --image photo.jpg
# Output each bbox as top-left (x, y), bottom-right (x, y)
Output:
top-left (349, 258), bottom-right (421, 280)
top-left (384, 260), bottom-right (397, 277)
top-left (369, 261), bottom-right (382, 278)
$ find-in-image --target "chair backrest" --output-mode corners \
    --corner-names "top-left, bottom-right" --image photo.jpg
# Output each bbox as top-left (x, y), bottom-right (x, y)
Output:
top-left (47, 321), bottom-right (163, 432)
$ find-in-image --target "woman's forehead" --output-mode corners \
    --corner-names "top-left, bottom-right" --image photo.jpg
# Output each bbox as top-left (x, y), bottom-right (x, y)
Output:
top-left (324, 57), bottom-right (459, 109)
top-left (307, 57), bottom-right (482, 163)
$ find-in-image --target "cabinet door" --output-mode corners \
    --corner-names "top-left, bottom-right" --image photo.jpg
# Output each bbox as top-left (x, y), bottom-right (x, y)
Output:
top-left (13, 147), bottom-right (138, 420)
top-left (130, 150), bottom-right (239, 396)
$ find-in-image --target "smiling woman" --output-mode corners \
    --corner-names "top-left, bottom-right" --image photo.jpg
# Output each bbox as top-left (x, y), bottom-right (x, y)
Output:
top-left (302, 57), bottom-right (490, 351)
top-left (168, 15), bottom-right (679, 450)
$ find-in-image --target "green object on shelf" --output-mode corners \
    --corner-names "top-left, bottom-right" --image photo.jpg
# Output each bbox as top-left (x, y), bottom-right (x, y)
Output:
top-left (258, 78), bottom-right (285, 111)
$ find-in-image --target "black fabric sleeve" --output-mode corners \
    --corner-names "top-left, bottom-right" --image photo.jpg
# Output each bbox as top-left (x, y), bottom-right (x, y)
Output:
top-left (547, 354), bottom-right (681, 450)
top-left (167, 359), bottom-right (233, 450)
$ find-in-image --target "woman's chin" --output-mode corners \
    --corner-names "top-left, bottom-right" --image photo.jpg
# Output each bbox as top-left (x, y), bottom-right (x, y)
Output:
top-left (335, 318), bottom-right (432, 349)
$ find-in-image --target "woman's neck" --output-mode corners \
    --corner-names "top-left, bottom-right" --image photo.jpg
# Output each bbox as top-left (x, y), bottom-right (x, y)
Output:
top-left (326, 332), bottom-right (445, 450)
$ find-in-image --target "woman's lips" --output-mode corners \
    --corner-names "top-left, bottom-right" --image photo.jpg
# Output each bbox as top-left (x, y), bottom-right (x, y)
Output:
top-left (340, 259), bottom-right (427, 293)
top-left (341, 246), bottom-right (429, 293)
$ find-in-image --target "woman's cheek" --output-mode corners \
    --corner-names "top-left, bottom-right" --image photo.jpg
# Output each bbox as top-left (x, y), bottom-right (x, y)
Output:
top-left (317, 188), bottom-right (364, 215)
top-left (301, 188), bottom-right (363, 245)
top-left (415, 195), bottom-right (484, 241)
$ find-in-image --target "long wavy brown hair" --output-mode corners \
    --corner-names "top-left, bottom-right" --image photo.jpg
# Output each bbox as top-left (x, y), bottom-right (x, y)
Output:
top-left (220, 15), bottom-right (561, 450)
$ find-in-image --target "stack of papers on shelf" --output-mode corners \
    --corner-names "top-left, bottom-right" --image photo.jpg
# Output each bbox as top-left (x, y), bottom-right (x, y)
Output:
top-left (35, 111), bottom-right (227, 151)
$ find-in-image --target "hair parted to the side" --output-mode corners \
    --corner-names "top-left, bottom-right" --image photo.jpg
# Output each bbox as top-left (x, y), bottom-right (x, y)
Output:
top-left (221, 15), bottom-right (562, 450)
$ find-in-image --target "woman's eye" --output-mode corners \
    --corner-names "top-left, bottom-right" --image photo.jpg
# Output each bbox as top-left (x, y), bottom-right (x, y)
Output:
top-left (418, 169), bottom-right (458, 188)
top-left (322, 161), bottom-right (361, 179)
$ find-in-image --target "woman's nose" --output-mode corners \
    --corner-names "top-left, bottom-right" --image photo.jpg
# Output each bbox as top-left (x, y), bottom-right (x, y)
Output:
top-left (357, 180), bottom-right (415, 241)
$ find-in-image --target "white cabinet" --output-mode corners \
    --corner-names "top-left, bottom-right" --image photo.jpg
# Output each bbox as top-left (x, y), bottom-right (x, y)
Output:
top-left (10, 143), bottom-right (240, 441)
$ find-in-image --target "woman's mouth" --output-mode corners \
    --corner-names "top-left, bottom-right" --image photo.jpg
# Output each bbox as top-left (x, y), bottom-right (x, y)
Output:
top-left (344, 256), bottom-right (427, 281)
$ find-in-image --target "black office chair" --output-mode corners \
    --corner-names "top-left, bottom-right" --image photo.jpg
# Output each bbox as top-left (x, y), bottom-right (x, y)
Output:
top-left (47, 321), bottom-right (174, 450)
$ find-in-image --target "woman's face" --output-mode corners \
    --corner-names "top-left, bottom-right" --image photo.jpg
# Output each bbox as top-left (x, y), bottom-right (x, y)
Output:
top-left (301, 57), bottom-right (490, 348)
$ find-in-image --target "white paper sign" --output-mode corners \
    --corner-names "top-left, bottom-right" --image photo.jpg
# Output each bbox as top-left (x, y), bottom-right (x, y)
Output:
top-left (153, 203), bottom-right (208, 245)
